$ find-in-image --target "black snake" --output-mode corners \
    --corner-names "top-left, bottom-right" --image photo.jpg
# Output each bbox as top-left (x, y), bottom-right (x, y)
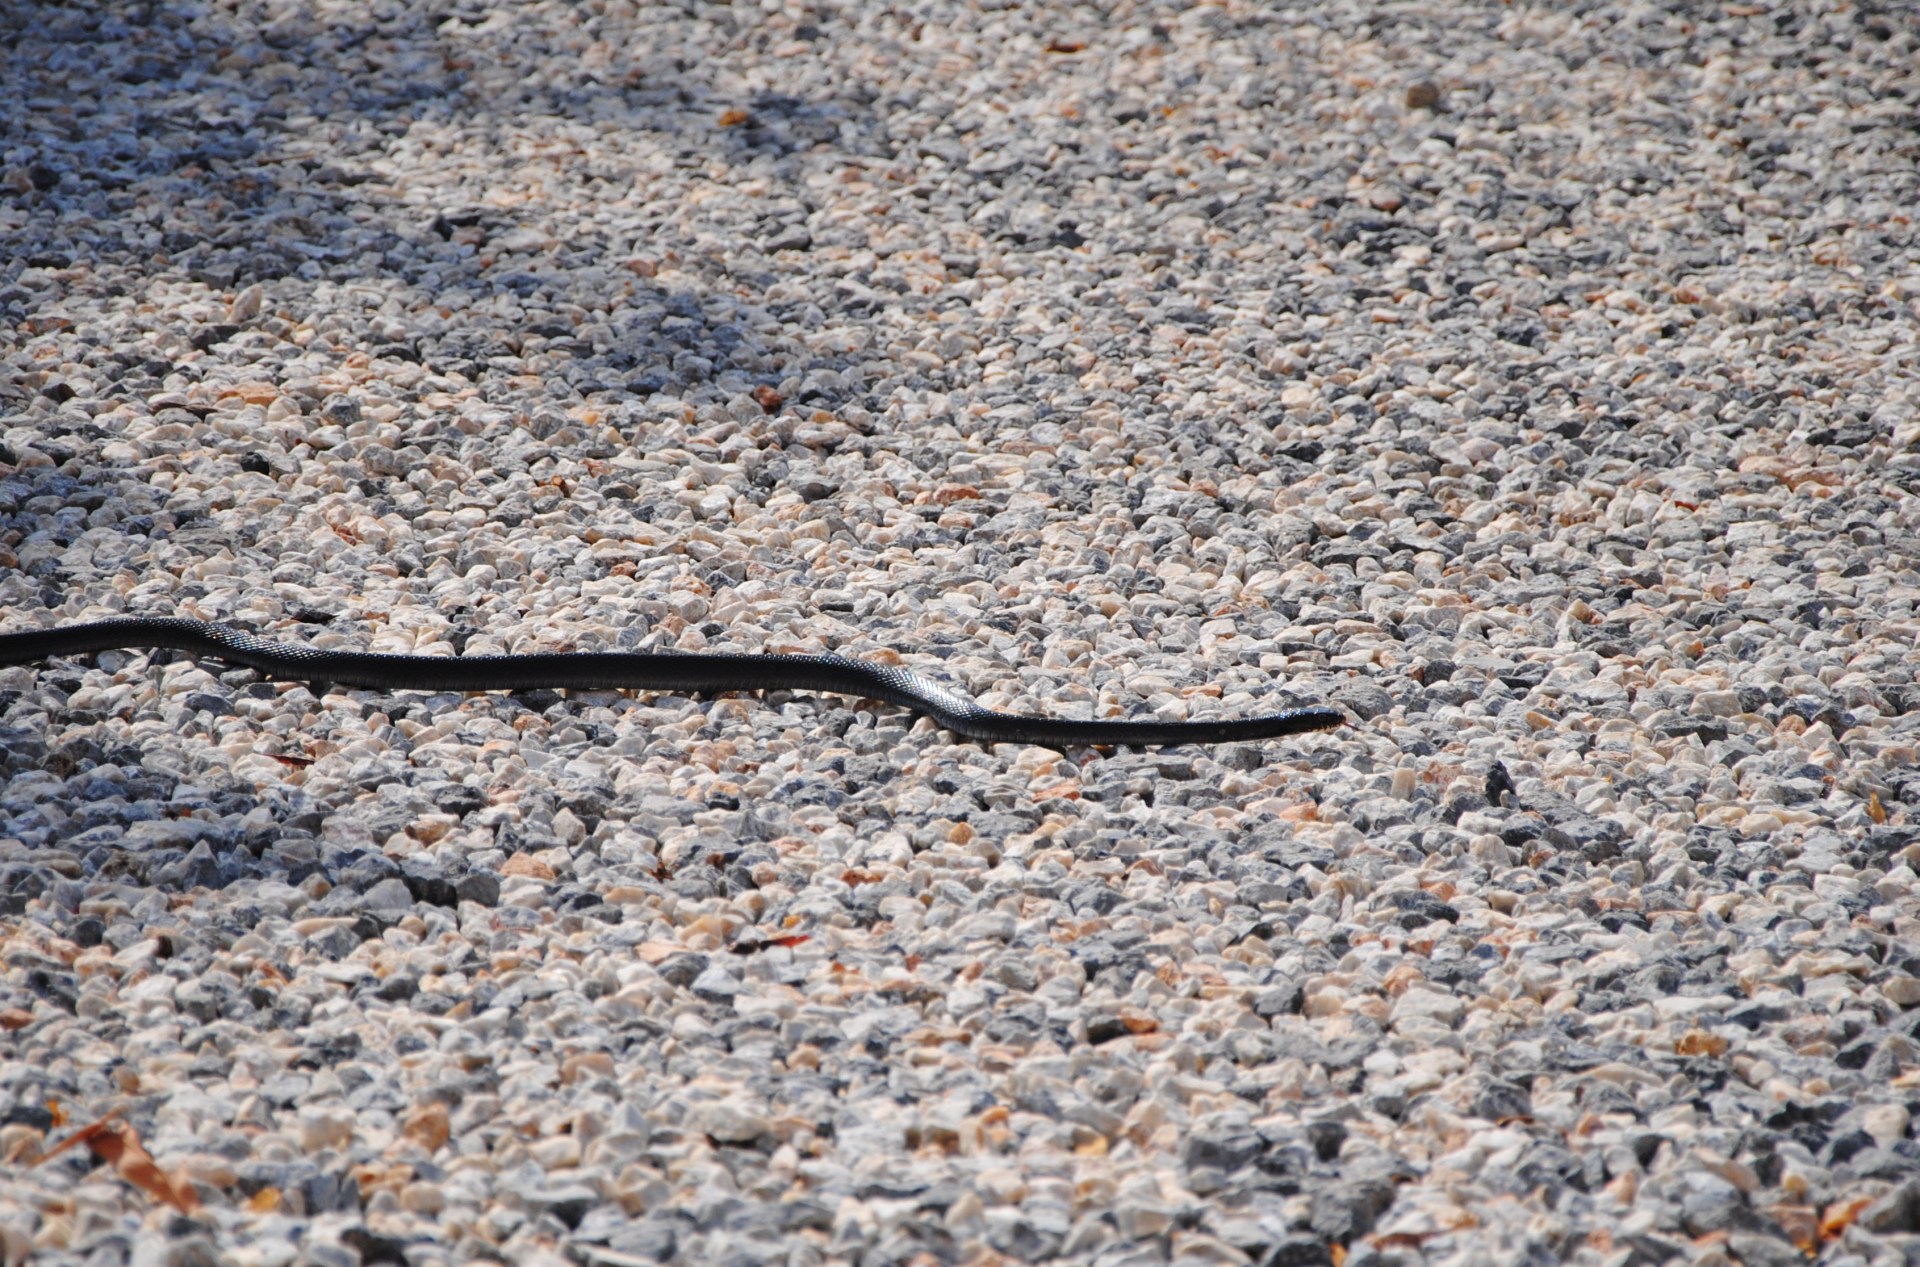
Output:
top-left (0, 617), bottom-right (1343, 748)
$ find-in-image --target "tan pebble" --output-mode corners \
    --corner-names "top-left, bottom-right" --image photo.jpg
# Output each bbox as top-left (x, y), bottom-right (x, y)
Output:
top-left (1861, 1104), bottom-right (1910, 1148)
top-left (1885, 975), bottom-right (1920, 1007)
top-left (218, 380), bottom-right (279, 406)
top-left (944, 1191), bottom-right (984, 1232)
top-left (1694, 1148), bottom-right (1759, 1193)
top-left (501, 853), bottom-right (555, 880)
top-left (1303, 989), bottom-right (1345, 1018)
top-left (403, 1103), bottom-right (450, 1152)
top-left (1, 1124), bottom-right (43, 1164)
top-left (563, 1052), bottom-right (617, 1085)
top-left (298, 1107), bottom-right (354, 1153)
top-left (400, 1181), bottom-right (445, 1215)
top-left (407, 814), bottom-right (459, 844)
top-left (180, 1153), bottom-right (237, 1186)
top-left (552, 807), bottom-right (587, 847)
top-left (228, 284), bottom-right (264, 322)
top-left (528, 1135), bottom-right (582, 1168)
top-left (974, 1167), bottom-right (1028, 1204)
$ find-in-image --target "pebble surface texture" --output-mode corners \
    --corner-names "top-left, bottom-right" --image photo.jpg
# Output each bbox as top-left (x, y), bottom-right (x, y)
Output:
top-left (2, 2), bottom-right (1918, 1266)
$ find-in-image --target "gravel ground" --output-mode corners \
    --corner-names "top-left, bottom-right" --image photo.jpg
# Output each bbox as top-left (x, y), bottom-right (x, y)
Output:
top-left (3, 1), bottom-right (1920, 1265)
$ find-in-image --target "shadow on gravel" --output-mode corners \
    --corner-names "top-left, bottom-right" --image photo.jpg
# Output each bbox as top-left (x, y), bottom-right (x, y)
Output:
top-left (0, 0), bottom-right (890, 410)
top-left (0, 2), bottom-right (939, 891)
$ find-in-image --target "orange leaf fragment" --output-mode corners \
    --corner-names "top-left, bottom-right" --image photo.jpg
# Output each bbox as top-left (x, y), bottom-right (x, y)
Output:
top-left (0, 1008), bottom-right (31, 1031)
top-left (719, 107), bottom-right (751, 126)
top-left (1045, 38), bottom-right (1085, 53)
top-left (752, 385), bottom-right (784, 413)
top-left (729, 933), bottom-right (810, 955)
top-left (1869, 793), bottom-right (1886, 825)
top-left (248, 1187), bottom-right (283, 1213)
top-left (1821, 1195), bottom-right (1875, 1240)
top-left (40, 1115), bottom-right (199, 1213)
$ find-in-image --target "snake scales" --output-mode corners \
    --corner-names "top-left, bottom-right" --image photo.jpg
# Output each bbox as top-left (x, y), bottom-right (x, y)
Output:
top-left (0, 617), bottom-right (1343, 748)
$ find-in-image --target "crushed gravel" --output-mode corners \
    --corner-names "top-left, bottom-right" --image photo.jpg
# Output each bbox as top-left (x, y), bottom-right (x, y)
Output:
top-left (3, 1), bottom-right (1919, 1266)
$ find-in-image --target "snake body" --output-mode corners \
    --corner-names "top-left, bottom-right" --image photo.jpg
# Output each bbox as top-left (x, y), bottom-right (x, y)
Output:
top-left (0, 617), bottom-right (1342, 748)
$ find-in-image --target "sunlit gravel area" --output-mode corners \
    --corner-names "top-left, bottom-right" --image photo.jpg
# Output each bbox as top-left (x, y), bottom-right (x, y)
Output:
top-left (3, 2), bottom-right (1920, 1265)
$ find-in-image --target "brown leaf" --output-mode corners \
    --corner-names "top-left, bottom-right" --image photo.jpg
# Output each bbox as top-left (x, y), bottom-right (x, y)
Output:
top-left (1045, 38), bottom-right (1085, 53)
top-left (1821, 1195), bottom-right (1875, 1240)
top-left (719, 107), bottom-right (751, 126)
top-left (41, 1115), bottom-right (199, 1213)
top-left (730, 933), bottom-right (810, 955)
top-left (751, 385), bottom-right (784, 413)
top-left (0, 1008), bottom-right (31, 1031)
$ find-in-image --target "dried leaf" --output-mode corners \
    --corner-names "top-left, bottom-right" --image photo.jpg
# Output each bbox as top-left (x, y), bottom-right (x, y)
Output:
top-left (731, 934), bottom-right (810, 955)
top-left (40, 1115), bottom-right (199, 1213)
top-left (247, 1187), bottom-right (283, 1213)
top-left (718, 107), bottom-right (751, 126)
top-left (1869, 793), bottom-right (1886, 825)
top-left (751, 385), bottom-right (783, 413)
top-left (1820, 1194), bottom-right (1875, 1239)
top-left (0, 1008), bottom-right (31, 1031)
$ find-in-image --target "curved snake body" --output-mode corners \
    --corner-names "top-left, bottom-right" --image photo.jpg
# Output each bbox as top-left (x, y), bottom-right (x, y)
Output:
top-left (0, 617), bottom-right (1343, 748)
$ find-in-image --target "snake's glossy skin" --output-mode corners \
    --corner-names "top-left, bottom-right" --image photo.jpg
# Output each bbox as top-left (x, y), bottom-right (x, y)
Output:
top-left (0, 617), bottom-right (1345, 748)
